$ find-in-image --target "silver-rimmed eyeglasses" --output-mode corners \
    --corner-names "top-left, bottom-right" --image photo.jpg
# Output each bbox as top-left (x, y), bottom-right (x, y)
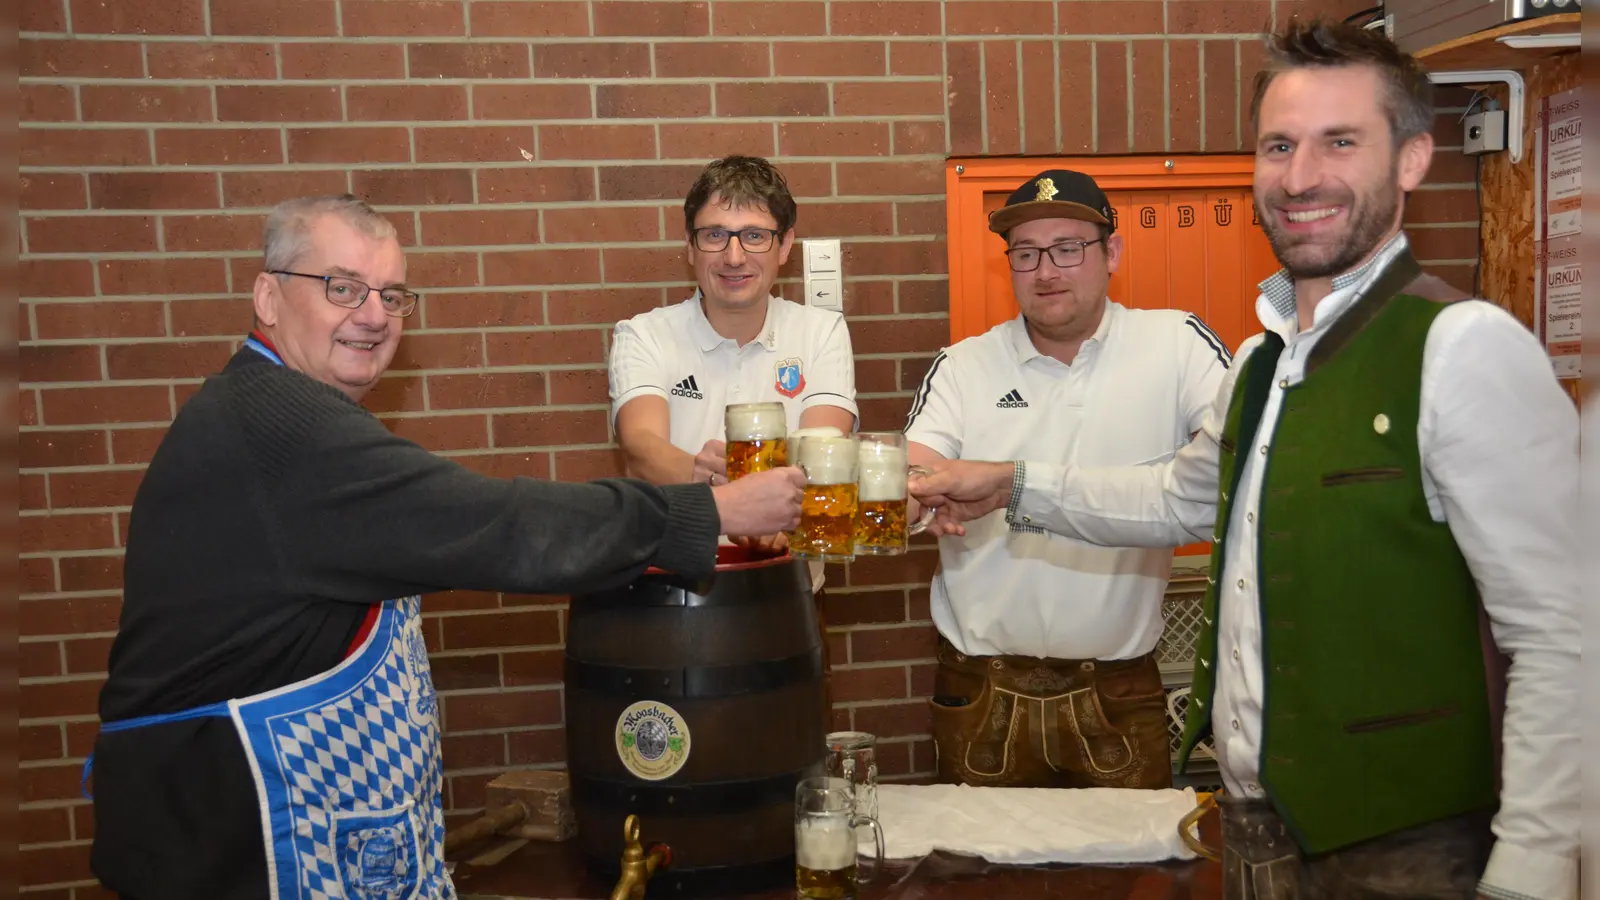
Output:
top-left (270, 270), bottom-right (420, 318)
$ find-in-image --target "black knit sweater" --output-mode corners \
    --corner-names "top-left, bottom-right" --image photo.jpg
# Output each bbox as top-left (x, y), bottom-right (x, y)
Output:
top-left (90, 346), bottom-right (719, 899)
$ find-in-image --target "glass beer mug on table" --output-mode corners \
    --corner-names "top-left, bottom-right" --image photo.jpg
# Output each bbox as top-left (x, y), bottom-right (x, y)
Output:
top-left (788, 429), bottom-right (860, 562)
top-left (795, 776), bottom-right (885, 900)
top-left (825, 731), bottom-right (879, 821)
top-left (853, 432), bottom-right (935, 556)
top-left (724, 401), bottom-right (788, 480)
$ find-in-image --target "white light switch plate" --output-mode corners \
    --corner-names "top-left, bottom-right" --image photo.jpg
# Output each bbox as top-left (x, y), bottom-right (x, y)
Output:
top-left (802, 238), bottom-right (843, 311)
top-left (803, 239), bottom-right (841, 275)
top-left (806, 275), bottom-right (842, 311)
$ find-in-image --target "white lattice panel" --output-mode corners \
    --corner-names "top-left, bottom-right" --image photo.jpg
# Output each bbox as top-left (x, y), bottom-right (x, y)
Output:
top-left (1156, 574), bottom-right (1208, 673)
top-left (1164, 685), bottom-right (1217, 761)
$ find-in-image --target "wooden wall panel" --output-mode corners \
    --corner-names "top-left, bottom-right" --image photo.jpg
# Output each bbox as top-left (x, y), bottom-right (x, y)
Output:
top-left (1479, 53), bottom-right (1579, 329)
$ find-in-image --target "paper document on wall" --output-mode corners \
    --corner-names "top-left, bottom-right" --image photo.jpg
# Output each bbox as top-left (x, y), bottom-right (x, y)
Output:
top-left (1533, 87), bottom-right (1581, 379)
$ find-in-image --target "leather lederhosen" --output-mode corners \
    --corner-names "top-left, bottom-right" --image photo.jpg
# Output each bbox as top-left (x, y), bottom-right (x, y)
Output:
top-left (928, 637), bottom-right (1172, 790)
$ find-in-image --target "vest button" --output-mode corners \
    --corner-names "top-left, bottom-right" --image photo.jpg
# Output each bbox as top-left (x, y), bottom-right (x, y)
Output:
top-left (1246, 512), bottom-right (1255, 523)
top-left (1259, 445), bottom-right (1268, 455)
top-left (1231, 718), bottom-right (1240, 730)
top-left (1236, 578), bottom-right (1245, 590)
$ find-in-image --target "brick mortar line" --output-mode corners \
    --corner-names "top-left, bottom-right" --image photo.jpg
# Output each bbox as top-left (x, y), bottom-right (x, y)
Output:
top-left (21, 154), bottom-right (953, 167)
top-left (20, 236), bottom-right (951, 255)
top-left (16, 673), bottom-right (105, 686)
top-left (430, 683), bottom-right (562, 696)
top-left (15, 715), bottom-right (100, 728)
top-left (834, 659), bottom-right (935, 670)
top-left (20, 32), bottom-right (1289, 44)
top-left (22, 76), bottom-right (952, 88)
top-left (21, 295), bottom-right (952, 311)
top-left (1123, 38), bottom-right (1134, 151)
top-left (21, 200), bottom-right (958, 215)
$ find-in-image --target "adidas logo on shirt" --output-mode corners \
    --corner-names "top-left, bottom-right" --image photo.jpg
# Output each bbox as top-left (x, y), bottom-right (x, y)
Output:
top-left (996, 389), bottom-right (1029, 409)
top-left (671, 375), bottom-right (705, 400)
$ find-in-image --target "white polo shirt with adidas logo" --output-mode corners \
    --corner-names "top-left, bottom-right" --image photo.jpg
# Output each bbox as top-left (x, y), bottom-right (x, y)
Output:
top-left (609, 290), bottom-right (858, 450)
top-left (609, 291), bottom-right (858, 592)
top-left (905, 300), bottom-right (1230, 661)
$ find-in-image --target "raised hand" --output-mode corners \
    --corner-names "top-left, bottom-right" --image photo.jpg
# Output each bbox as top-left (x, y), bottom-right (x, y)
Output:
top-left (711, 466), bottom-right (806, 537)
top-left (908, 460), bottom-right (1016, 537)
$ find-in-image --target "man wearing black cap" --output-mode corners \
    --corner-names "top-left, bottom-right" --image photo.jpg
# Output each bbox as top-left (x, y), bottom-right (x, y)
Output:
top-left (903, 169), bottom-right (1232, 790)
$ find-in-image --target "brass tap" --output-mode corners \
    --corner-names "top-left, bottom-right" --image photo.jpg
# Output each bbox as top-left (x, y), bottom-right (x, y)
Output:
top-left (610, 814), bottom-right (671, 900)
top-left (1178, 791), bottom-right (1222, 863)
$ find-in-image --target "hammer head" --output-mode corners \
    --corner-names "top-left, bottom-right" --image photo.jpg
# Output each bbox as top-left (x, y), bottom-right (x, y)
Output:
top-left (485, 769), bottom-right (576, 841)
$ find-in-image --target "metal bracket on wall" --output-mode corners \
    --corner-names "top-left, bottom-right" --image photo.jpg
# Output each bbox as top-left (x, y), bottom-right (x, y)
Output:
top-left (1427, 69), bottom-right (1526, 163)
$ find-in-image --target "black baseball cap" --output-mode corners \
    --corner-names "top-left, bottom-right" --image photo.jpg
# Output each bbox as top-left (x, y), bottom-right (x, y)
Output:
top-left (987, 169), bottom-right (1116, 237)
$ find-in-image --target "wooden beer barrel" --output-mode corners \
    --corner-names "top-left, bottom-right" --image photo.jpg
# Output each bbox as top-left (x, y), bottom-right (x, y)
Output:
top-left (564, 545), bottom-right (828, 896)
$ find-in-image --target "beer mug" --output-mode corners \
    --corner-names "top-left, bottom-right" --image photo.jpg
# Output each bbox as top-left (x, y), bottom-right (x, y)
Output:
top-left (724, 401), bottom-right (788, 480)
top-left (853, 432), bottom-right (935, 556)
top-left (825, 731), bottom-right (879, 821)
top-left (788, 429), bottom-right (860, 562)
top-left (795, 776), bottom-right (885, 900)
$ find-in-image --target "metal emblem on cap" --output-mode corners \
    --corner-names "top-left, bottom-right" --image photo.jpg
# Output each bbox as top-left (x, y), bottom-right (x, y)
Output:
top-left (1373, 413), bottom-right (1391, 434)
top-left (1035, 177), bottom-right (1058, 202)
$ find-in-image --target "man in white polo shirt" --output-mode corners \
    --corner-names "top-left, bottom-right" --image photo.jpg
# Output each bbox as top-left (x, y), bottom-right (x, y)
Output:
top-left (608, 155), bottom-right (858, 704)
top-left (905, 169), bottom-right (1230, 791)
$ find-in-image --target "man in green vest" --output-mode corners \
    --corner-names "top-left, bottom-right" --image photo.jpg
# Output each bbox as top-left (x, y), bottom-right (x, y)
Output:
top-left (909, 18), bottom-right (1578, 900)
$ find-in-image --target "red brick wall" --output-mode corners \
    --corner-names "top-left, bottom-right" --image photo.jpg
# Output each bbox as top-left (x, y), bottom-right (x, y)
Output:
top-left (20, 0), bottom-right (1478, 893)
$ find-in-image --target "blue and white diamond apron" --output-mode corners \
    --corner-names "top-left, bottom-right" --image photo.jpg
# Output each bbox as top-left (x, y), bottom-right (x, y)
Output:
top-left (87, 596), bottom-right (453, 900)
top-left (84, 337), bottom-right (454, 899)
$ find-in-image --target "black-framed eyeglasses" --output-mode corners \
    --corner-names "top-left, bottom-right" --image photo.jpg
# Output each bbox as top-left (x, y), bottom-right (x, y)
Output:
top-left (690, 227), bottom-right (781, 254)
top-left (270, 270), bottom-right (420, 318)
top-left (1004, 239), bottom-right (1105, 273)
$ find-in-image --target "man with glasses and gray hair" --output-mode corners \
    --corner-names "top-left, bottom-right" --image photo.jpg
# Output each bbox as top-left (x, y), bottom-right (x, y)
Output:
top-left (86, 194), bottom-right (806, 900)
top-left (904, 169), bottom-right (1231, 792)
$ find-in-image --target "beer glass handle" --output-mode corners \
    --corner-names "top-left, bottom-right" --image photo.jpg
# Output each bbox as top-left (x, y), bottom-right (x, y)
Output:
top-left (853, 814), bottom-right (886, 883)
top-left (906, 465), bottom-right (937, 536)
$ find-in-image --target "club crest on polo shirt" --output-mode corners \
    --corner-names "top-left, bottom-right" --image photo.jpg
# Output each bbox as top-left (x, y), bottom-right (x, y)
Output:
top-left (775, 358), bottom-right (805, 398)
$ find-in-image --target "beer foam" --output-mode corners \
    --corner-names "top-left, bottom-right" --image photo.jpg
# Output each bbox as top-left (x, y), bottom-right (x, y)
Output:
top-left (797, 436), bottom-right (857, 484)
top-left (795, 817), bottom-right (858, 871)
top-left (857, 464), bottom-right (906, 502)
top-left (725, 402), bottom-right (786, 441)
top-left (790, 426), bottom-right (844, 440)
top-left (858, 443), bottom-right (907, 502)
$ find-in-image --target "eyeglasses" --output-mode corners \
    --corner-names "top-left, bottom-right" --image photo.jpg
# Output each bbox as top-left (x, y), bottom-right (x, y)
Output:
top-left (1003, 239), bottom-right (1105, 273)
top-left (690, 227), bottom-right (781, 254)
top-left (270, 270), bottom-right (420, 318)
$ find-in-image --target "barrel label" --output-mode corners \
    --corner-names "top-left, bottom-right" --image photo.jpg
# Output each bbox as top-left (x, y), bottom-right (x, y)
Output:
top-left (615, 700), bottom-right (691, 781)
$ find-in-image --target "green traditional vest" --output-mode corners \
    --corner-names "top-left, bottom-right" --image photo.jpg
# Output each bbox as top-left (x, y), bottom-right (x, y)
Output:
top-left (1176, 250), bottom-right (1503, 855)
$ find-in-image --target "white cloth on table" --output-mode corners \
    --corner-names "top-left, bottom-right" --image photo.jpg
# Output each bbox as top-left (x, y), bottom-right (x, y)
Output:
top-left (865, 783), bottom-right (1200, 864)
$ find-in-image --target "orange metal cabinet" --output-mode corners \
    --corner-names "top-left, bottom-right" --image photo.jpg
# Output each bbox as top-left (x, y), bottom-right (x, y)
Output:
top-left (945, 157), bottom-right (1283, 557)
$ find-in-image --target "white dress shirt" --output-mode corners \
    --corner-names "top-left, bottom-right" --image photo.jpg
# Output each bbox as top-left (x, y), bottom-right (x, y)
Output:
top-left (1008, 234), bottom-right (1580, 900)
top-left (905, 300), bottom-right (1230, 660)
